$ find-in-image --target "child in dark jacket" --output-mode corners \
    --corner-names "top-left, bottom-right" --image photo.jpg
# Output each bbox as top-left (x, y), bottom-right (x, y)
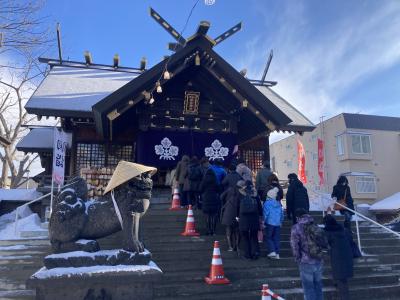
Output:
top-left (263, 187), bottom-right (284, 259)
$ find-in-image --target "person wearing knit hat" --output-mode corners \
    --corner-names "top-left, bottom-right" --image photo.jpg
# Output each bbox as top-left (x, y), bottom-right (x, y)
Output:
top-left (263, 187), bottom-right (284, 259)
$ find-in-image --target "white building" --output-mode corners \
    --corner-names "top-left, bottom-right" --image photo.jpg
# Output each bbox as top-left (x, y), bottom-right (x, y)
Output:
top-left (270, 113), bottom-right (400, 204)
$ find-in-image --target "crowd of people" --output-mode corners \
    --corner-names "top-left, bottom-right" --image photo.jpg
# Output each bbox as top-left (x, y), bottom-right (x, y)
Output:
top-left (169, 155), bottom-right (359, 300)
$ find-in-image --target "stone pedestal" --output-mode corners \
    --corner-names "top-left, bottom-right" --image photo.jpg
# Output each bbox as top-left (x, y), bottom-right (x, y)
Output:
top-left (27, 262), bottom-right (162, 300)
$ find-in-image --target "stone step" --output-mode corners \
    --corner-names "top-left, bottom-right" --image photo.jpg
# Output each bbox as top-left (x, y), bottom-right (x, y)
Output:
top-left (154, 273), bottom-right (399, 298)
top-left (19, 230), bottom-right (48, 239)
top-left (159, 263), bottom-right (400, 283)
top-left (156, 283), bottom-right (400, 300)
top-left (105, 201), bottom-right (400, 299)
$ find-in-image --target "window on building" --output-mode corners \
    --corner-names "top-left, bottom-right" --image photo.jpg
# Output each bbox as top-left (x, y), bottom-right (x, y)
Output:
top-left (351, 134), bottom-right (371, 154)
top-left (336, 135), bottom-right (344, 155)
top-left (312, 152), bottom-right (318, 160)
top-left (355, 176), bottom-right (376, 193)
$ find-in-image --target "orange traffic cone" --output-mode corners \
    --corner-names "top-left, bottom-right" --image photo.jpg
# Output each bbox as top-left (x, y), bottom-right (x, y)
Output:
top-left (181, 205), bottom-right (200, 236)
top-left (261, 284), bottom-right (285, 300)
top-left (261, 284), bottom-right (272, 300)
top-left (169, 188), bottom-right (182, 211)
top-left (204, 241), bottom-right (230, 285)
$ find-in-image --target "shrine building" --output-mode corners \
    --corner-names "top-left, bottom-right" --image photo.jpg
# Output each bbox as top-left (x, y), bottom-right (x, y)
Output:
top-left (18, 11), bottom-right (314, 189)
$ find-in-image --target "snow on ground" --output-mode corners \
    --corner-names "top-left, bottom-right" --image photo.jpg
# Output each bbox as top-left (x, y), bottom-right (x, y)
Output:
top-left (0, 189), bottom-right (42, 202)
top-left (0, 245), bottom-right (29, 250)
top-left (308, 190), bottom-right (334, 211)
top-left (0, 207), bottom-right (45, 240)
top-left (31, 261), bottom-right (162, 279)
top-left (0, 255), bottom-right (32, 260)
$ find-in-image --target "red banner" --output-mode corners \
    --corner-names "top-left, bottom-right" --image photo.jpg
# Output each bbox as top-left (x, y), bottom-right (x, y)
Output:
top-left (317, 138), bottom-right (324, 185)
top-left (297, 140), bottom-right (307, 184)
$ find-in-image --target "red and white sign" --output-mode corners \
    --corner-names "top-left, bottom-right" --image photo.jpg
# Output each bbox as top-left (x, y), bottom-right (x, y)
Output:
top-left (317, 138), bottom-right (325, 185)
top-left (297, 140), bottom-right (307, 184)
top-left (52, 128), bottom-right (69, 185)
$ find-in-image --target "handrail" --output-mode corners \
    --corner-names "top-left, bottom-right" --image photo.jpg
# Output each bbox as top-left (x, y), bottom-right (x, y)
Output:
top-left (312, 189), bottom-right (400, 254)
top-left (13, 179), bottom-right (80, 236)
top-left (333, 201), bottom-right (400, 238)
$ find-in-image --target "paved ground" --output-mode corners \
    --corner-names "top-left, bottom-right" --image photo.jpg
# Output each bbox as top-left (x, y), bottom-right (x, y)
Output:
top-left (0, 238), bottom-right (50, 300)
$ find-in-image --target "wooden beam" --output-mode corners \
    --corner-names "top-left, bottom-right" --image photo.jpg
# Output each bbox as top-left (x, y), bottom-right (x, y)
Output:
top-left (149, 7), bottom-right (186, 45)
top-left (214, 22), bottom-right (242, 45)
top-left (196, 21), bottom-right (210, 36)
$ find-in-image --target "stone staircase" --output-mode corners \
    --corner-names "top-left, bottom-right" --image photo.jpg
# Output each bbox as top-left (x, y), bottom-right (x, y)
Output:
top-left (133, 188), bottom-right (400, 300)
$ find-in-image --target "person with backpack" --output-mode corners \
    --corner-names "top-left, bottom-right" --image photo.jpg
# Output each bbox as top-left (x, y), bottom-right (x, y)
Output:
top-left (291, 208), bottom-right (327, 300)
top-left (324, 214), bottom-right (354, 300)
top-left (236, 180), bottom-right (263, 260)
top-left (222, 162), bottom-right (242, 191)
top-left (185, 156), bottom-right (203, 209)
top-left (286, 173), bottom-right (310, 224)
top-left (263, 187), bottom-right (284, 259)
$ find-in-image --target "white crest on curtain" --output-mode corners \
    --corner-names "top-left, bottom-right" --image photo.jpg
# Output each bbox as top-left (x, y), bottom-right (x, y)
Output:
top-left (205, 139), bottom-right (229, 161)
top-left (155, 137), bottom-right (179, 160)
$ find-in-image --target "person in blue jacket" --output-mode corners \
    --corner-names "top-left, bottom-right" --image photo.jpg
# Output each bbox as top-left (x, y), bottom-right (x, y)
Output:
top-left (263, 187), bottom-right (284, 259)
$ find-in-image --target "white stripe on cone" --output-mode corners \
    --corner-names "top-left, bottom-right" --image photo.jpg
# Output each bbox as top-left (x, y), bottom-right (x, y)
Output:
top-left (213, 247), bottom-right (221, 256)
top-left (211, 258), bottom-right (223, 265)
top-left (187, 217), bottom-right (194, 222)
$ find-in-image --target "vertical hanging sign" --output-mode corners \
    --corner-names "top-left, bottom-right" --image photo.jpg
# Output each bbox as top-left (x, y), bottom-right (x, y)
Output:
top-left (52, 128), bottom-right (68, 185)
top-left (317, 138), bottom-right (324, 185)
top-left (297, 140), bottom-right (307, 184)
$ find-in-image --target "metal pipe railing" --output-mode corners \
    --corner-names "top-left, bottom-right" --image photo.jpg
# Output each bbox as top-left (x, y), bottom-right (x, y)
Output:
top-left (13, 179), bottom-right (80, 236)
top-left (333, 200), bottom-right (400, 238)
top-left (312, 189), bottom-right (400, 255)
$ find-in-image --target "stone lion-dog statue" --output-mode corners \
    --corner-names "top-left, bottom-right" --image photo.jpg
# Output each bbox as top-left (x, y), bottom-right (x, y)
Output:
top-left (49, 161), bottom-right (156, 254)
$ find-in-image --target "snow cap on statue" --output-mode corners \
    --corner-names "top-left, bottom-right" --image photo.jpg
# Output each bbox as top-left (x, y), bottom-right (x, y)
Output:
top-left (104, 161), bottom-right (157, 194)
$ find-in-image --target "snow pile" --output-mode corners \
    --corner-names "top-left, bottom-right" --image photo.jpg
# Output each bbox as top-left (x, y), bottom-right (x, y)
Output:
top-left (369, 192), bottom-right (400, 212)
top-left (0, 207), bottom-right (44, 240)
top-left (0, 189), bottom-right (42, 202)
top-left (31, 261), bottom-right (162, 279)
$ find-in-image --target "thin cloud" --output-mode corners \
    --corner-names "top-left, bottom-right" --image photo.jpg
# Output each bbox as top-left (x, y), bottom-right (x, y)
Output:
top-left (239, 0), bottom-right (400, 132)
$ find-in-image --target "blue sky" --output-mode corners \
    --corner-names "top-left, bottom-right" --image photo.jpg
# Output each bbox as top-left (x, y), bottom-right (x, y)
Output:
top-left (39, 0), bottom-right (400, 124)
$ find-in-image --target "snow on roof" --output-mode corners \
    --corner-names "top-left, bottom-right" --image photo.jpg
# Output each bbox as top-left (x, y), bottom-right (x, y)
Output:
top-left (25, 66), bottom-right (139, 115)
top-left (255, 85), bottom-right (314, 128)
top-left (0, 189), bottom-right (42, 202)
top-left (369, 192), bottom-right (400, 212)
top-left (16, 127), bottom-right (72, 151)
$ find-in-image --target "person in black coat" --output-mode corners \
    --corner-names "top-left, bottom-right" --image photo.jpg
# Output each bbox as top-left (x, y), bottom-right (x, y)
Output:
top-left (220, 185), bottom-right (240, 251)
top-left (185, 156), bottom-right (203, 208)
top-left (200, 168), bottom-right (221, 235)
top-left (324, 214), bottom-right (354, 300)
top-left (286, 173), bottom-right (309, 224)
top-left (236, 180), bottom-right (263, 259)
top-left (332, 175), bottom-right (354, 230)
top-left (222, 163), bottom-right (242, 191)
